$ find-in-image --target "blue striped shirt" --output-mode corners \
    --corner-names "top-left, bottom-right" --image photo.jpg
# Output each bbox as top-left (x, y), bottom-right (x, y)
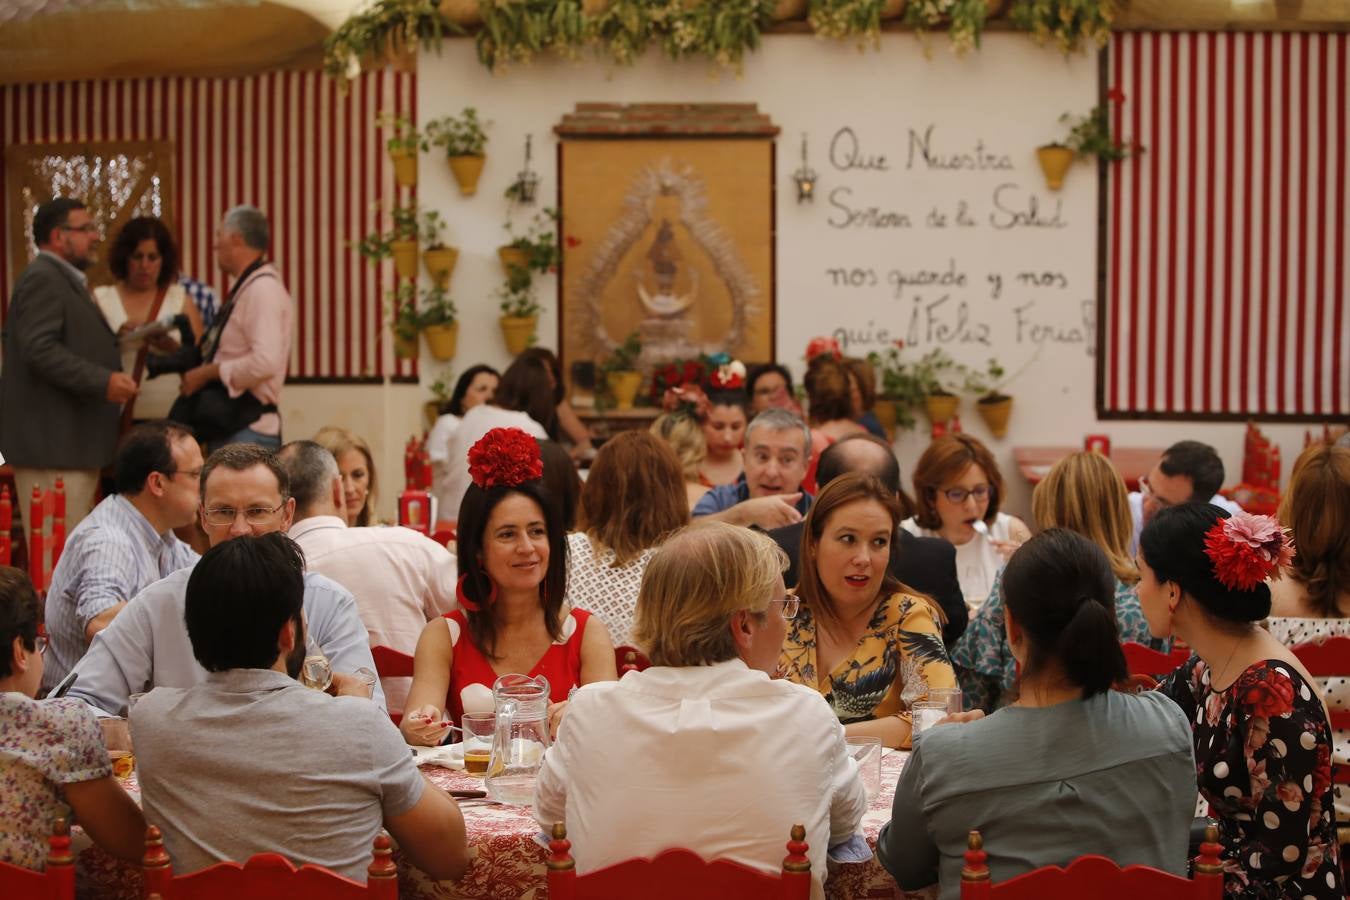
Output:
top-left (42, 494), bottom-right (199, 692)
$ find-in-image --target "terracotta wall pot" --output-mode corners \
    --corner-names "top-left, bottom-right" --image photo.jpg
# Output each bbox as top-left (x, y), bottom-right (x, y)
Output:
top-left (423, 322), bottom-right (459, 361)
top-left (976, 395), bottom-right (1013, 438)
top-left (582, 0), bottom-right (612, 13)
top-left (881, 0), bottom-right (906, 19)
top-left (772, 0), bottom-right (808, 20)
top-left (1037, 145), bottom-right (1076, 191)
top-left (985, 0), bottom-right (1007, 17)
top-left (499, 315), bottom-right (537, 355)
top-left (384, 31), bottom-right (417, 73)
top-left (389, 147), bottom-right (418, 188)
top-left (423, 246), bottom-right (459, 288)
top-left (498, 245), bottom-right (529, 275)
top-left (441, 0), bottom-right (481, 26)
top-left (873, 398), bottom-right (898, 440)
top-left (448, 155), bottom-right (486, 196)
top-left (924, 393), bottom-right (959, 424)
top-left (606, 370), bottom-right (643, 410)
top-left (390, 239), bottom-right (419, 280)
top-left (393, 332), bottom-right (418, 360)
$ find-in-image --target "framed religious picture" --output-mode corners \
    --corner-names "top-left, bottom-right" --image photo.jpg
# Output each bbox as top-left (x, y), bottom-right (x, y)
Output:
top-left (555, 104), bottom-right (777, 401)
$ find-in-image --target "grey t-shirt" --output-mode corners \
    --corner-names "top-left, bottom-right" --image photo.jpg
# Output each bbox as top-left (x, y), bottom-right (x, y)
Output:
top-left (878, 690), bottom-right (1196, 899)
top-left (132, 668), bottom-right (424, 881)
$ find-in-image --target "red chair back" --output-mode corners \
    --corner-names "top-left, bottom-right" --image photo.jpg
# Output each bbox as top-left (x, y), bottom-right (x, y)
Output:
top-left (959, 825), bottom-right (1224, 899)
top-left (1121, 643), bottom-right (1191, 678)
top-left (0, 818), bottom-right (74, 900)
top-left (140, 825), bottom-right (397, 899)
top-left (545, 822), bottom-right (811, 900)
top-left (614, 645), bottom-right (651, 675)
top-left (1290, 636), bottom-right (1350, 782)
top-left (370, 645), bottom-right (416, 725)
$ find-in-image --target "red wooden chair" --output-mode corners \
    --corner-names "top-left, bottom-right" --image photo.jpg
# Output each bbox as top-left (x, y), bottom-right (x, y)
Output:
top-left (140, 824), bottom-right (397, 899)
top-left (545, 822), bottom-right (811, 900)
top-left (1122, 643), bottom-right (1191, 677)
top-left (370, 645), bottom-right (416, 725)
top-left (959, 824), bottom-right (1224, 899)
top-left (429, 527), bottom-right (456, 547)
top-left (0, 817), bottom-right (75, 900)
top-left (613, 645), bottom-right (651, 675)
top-left (1290, 636), bottom-right (1350, 786)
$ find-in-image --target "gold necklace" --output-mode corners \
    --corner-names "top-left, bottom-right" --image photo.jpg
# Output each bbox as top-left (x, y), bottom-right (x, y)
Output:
top-left (1210, 635), bottom-right (1244, 689)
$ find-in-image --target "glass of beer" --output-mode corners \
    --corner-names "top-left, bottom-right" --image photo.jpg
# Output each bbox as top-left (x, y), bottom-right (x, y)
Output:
top-left (461, 713), bottom-right (495, 776)
top-left (101, 718), bottom-right (135, 780)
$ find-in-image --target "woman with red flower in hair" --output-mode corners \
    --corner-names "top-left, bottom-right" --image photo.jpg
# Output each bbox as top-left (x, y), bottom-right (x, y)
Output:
top-left (1139, 503), bottom-right (1342, 899)
top-left (400, 428), bottom-right (617, 747)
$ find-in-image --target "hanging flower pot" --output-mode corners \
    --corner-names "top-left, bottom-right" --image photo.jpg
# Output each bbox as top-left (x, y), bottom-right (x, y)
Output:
top-left (499, 315), bottom-right (537, 355)
top-left (873, 397), bottom-right (898, 440)
top-left (605, 370), bottom-right (643, 410)
top-left (393, 332), bottom-right (418, 360)
top-left (423, 322), bottom-right (459, 361)
top-left (423, 246), bottom-right (459, 288)
top-left (924, 392), bottom-right (959, 424)
top-left (881, 0), bottom-right (905, 18)
top-left (390, 239), bottom-right (419, 280)
top-left (984, 0), bottom-right (1007, 16)
top-left (772, 0), bottom-right (807, 19)
top-left (389, 147), bottom-right (418, 188)
top-left (498, 245), bottom-right (529, 275)
top-left (1036, 144), bottom-right (1076, 191)
top-left (976, 394), bottom-right (1013, 438)
top-left (384, 31), bottom-right (418, 73)
top-left (448, 155), bottom-right (486, 196)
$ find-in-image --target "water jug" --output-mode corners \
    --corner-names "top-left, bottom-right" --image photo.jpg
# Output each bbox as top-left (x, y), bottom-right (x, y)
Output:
top-left (484, 673), bottom-right (551, 805)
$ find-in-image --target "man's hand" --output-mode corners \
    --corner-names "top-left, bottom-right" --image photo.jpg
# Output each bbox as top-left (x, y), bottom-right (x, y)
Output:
top-left (934, 710), bottom-right (986, 727)
top-left (105, 372), bottom-right (138, 404)
top-left (328, 670), bottom-right (374, 700)
top-left (180, 363), bottom-right (219, 397)
top-left (728, 493), bottom-right (804, 529)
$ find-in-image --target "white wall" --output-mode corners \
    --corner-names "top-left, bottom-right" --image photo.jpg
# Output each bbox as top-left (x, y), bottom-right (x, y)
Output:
top-left (304, 33), bottom-right (1324, 523)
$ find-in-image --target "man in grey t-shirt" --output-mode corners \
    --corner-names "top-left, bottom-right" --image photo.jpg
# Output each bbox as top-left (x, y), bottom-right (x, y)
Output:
top-left (131, 533), bottom-right (470, 882)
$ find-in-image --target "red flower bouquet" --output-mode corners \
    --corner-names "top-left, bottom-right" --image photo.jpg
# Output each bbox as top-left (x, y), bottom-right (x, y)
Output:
top-left (467, 428), bottom-right (543, 489)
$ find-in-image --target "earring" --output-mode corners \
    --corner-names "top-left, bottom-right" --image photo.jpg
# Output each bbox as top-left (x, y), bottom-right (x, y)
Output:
top-left (456, 575), bottom-right (497, 613)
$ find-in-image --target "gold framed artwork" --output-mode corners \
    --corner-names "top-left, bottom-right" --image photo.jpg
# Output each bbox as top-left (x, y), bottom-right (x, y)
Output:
top-left (556, 104), bottom-right (777, 390)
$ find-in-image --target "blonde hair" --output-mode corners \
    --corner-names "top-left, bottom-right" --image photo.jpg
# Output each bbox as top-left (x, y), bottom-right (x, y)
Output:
top-left (1278, 443), bottom-right (1350, 617)
top-left (650, 413), bottom-right (706, 482)
top-left (632, 521), bottom-right (786, 667)
top-left (313, 425), bottom-right (378, 527)
top-left (1031, 451), bottom-right (1137, 585)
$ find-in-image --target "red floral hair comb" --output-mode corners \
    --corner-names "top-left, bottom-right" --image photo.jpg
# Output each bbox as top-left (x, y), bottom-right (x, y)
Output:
top-left (1202, 511), bottom-right (1296, 592)
top-left (708, 359), bottom-right (746, 390)
top-left (661, 385), bottom-right (711, 423)
top-left (467, 428), bottom-right (543, 490)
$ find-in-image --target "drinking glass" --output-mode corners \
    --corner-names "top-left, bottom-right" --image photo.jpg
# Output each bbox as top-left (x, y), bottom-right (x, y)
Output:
top-left (899, 656), bottom-right (929, 709)
top-left (460, 712), bottom-right (495, 776)
top-left (300, 637), bottom-right (332, 692)
top-left (101, 718), bottom-right (135, 779)
top-left (910, 701), bottom-right (948, 736)
top-left (845, 736), bottom-right (883, 800)
top-left (927, 686), bottom-right (963, 716)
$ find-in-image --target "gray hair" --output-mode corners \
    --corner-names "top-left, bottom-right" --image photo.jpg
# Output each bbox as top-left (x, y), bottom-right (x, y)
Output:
top-left (277, 440), bottom-right (339, 514)
top-left (221, 205), bottom-right (270, 251)
top-left (1336, 431), bottom-right (1350, 450)
top-left (745, 407), bottom-right (811, 457)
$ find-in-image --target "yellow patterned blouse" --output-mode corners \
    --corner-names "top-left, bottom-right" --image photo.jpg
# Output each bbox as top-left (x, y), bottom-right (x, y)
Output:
top-left (779, 591), bottom-right (956, 726)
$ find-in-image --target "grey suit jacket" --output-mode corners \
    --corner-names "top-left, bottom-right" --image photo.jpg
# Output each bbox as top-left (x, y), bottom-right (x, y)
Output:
top-left (0, 253), bottom-right (122, 469)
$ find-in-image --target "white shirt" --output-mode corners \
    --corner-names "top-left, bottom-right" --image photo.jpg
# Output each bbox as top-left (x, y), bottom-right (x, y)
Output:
top-left (901, 512), bottom-right (1015, 613)
top-left (289, 516), bottom-right (457, 714)
top-left (1128, 491), bottom-right (1243, 556)
top-left (533, 659), bottom-right (866, 900)
top-left (440, 405), bottom-right (548, 522)
top-left (428, 413), bottom-right (460, 522)
top-left (93, 283), bottom-right (190, 420)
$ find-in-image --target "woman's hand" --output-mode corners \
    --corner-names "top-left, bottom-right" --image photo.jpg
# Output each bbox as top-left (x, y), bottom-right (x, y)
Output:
top-left (546, 700), bottom-right (569, 740)
top-left (401, 704), bottom-right (452, 746)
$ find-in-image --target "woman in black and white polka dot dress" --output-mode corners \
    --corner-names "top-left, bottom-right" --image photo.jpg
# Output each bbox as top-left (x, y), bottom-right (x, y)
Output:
top-left (1139, 504), bottom-right (1343, 899)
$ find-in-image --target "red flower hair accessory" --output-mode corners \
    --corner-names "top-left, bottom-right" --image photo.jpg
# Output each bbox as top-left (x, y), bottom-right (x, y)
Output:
top-left (467, 428), bottom-right (543, 490)
top-left (661, 385), bottom-right (711, 423)
top-left (1202, 511), bottom-right (1296, 592)
top-left (804, 336), bottom-right (842, 362)
top-left (708, 359), bottom-right (746, 390)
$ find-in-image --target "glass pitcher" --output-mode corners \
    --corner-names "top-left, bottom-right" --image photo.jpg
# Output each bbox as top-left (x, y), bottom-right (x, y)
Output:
top-left (484, 673), bottom-right (551, 805)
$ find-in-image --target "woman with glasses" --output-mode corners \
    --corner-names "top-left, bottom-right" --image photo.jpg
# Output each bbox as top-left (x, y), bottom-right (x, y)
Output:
top-left (780, 473), bottom-right (957, 749)
top-left (901, 434), bottom-right (1031, 613)
top-left (0, 566), bottom-right (146, 870)
top-left (534, 521), bottom-right (866, 900)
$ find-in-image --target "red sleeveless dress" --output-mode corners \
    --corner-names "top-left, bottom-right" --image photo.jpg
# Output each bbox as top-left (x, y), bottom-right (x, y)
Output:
top-left (442, 608), bottom-right (591, 725)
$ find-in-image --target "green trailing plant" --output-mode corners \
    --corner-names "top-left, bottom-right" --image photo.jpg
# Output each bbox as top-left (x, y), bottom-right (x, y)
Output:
top-left (418, 284), bottom-right (458, 327)
top-left (421, 209), bottom-right (451, 249)
top-left (962, 357), bottom-right (1008, 400)
top-left (498, 267), bottom-right (543, 318)
top-left (388, 283), bottom-right (421, 342)
top-left (660, 0), bottom-right (775, 70)
top-left (503, 208), bottom-right (560, 276)
top-left (354, 202), bottom-right (419, 260)
top-left (378, 112), bottom-right (428, 154)
top-left (866, 342), bottom-right (971, 431)
top-left (599, 332), bottom-right (642, 376)
top-left (426, 107), bottom-right (489, 157)
top-left (477, 0), bottom-right (589, 71)
top-left (1008, 0), bottom-right (1114, 55)
top-left (902, 0), bottom-right (990, 54)
top-left (323, 0), bottom-right (461, 88)
top-left (807, 0), bottom-right (887, 46)
top-left (587, 0), bottom-right (659, 65)
top-left (1055, 98), bottom-right (1142, 161)
top-left (428, 367), bottom-right (455, 405)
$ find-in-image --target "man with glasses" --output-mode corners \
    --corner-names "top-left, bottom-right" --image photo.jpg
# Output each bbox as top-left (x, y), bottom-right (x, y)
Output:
top-left (1128, 440), bottom-right (1242, 554)
top-left (67, 443), bottom-right (382, 715)
top-left (41, 421), bottom-right (203, 692)
top-left (1, 198), bottom-right (138, 545)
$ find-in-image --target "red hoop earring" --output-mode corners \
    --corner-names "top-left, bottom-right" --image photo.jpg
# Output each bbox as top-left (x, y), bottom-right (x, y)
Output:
top-left (457, 575), bottom-right (497, 613)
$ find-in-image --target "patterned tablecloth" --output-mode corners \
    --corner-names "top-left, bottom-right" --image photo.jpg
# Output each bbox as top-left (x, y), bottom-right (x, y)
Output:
top-left (76, 752), bottom-right (927, 900)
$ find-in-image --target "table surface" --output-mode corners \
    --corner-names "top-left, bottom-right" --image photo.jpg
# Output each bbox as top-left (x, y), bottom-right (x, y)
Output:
top-left (77, 753), bottom-right (921, 900)
top-left (1011, 445), bottom-right (1162, 489)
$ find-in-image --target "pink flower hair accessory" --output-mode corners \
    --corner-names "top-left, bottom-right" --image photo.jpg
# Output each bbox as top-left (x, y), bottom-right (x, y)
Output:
top-left (1202, 511), bottom-right (1296, 592)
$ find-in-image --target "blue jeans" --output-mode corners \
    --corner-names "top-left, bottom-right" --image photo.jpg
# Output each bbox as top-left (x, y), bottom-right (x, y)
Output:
top-left (221, 426), bottom-right (281, 449)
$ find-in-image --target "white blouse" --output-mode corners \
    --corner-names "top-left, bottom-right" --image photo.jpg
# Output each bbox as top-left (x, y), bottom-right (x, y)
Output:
top-left (94, 283), bottom-right (190, 420)
top-left (439, 405), bottom-right (549, 522)
top-left (564, 531), bottom-right (656, 648)
top-left (900, 512), bottom-right (1016, 613)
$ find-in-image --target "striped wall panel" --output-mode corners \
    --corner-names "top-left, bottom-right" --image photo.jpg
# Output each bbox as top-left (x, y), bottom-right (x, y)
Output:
top-left (0, 70), bottom-right (416, 381)
top-left (1102, 33), bottom-right (1349, 420)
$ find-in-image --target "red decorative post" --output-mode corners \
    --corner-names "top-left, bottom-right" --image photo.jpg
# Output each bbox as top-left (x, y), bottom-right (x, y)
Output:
top-left (141, 825), bottom-right (174, 897)
top-left (29, 486), bottom-right (44, 592)
top-left (0, 485), bottom-right (11, 566)
top-left (1192, 823), bottom-right (1224, 899)
top-left (546, 822), bottom-right (576, 900)
top-left (959, 830), bottom-right (991, 900)
top-left (50, 478), bottom-right (66, 572)
top-left (47, 817), bottom-right (74, 897)
top-left (780, 823), bottom-right (811, 897)
top-left (367, 832), bottom-right (398, 900)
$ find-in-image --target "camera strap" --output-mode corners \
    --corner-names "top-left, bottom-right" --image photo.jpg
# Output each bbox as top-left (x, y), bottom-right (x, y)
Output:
top-left (200, 257), bottom-right (271, 363)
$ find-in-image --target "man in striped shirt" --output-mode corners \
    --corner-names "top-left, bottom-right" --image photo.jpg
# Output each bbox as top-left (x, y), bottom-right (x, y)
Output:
top-left (41, 421), bottom-right (202, 693)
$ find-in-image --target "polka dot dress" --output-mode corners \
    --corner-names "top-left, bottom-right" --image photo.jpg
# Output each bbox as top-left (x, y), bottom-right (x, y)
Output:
top-left (1160, 657), bottom-right (1344, 898)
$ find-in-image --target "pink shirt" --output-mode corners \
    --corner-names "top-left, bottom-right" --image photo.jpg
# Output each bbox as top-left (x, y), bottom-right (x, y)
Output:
top-left (216, 262), bottom-right (292, 435)
top-left (288, 516), bottom-right (458, 714)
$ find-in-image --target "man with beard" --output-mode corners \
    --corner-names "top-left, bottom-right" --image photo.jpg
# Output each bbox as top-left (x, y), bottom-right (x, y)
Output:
top-left (131, 533), bottom-right (469, 882)
top-left (0, 199), bottom-right (136, 540)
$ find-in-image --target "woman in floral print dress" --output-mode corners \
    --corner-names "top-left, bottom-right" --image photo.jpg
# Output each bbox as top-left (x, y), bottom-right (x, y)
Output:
top-left (1140, 503), bottom-right (1342, 899)
top-left (779, 472), bottom-right (956, 749)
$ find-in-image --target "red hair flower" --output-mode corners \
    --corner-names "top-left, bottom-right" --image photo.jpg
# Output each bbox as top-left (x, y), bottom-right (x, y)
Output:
top-left (805, 336), bottom-right (842, 362)
top-left (708, 359), bottom-right (746, 390)
top-left (661, 385), bottom-right (711, 423)
top-left (1202, 511), bottom-right (1296, 592)
top-left (467, 428), bottom-right (543, 490)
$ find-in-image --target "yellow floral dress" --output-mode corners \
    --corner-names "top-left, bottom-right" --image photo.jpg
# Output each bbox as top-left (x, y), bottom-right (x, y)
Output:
top-left (779, 591), bottom-right (956, 726)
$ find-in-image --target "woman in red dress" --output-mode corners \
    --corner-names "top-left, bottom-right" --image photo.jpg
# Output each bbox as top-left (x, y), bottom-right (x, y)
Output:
top-left (401, 429), bottom-right (616, 746)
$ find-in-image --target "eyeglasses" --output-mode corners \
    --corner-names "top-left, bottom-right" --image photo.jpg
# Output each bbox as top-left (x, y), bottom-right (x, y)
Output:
top-left (941, 485), bottom-right (991, 505)
top-left (769, 596), bottom-right (800, 620)
top-left (35, 627), bottom-right (48, 656)
top-left (1139, 476), bottom-right (1175, 508)
top-left (60, 224), bottom-right (99, 234)
top-left (170, 468), bottom-right (203, 482)
top-left (203, 503), bottom-right (284, 526)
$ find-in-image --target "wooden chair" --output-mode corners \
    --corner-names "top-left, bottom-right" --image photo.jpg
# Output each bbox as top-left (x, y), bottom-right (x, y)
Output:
top-left (140, 825), bottom-right (398, 899)
top-left (545, 822), bottom-right (811, 900)
top-left (1122, 642), bottom-right (1191, 678)
top-left (614, 645), bottom-right (651, 675)
top-left (0, 818), bottom-right (75, 900)
top-left (959, 824), bottom-right (1224, 899)
top-left (370, 645), bottom-right (416, 725)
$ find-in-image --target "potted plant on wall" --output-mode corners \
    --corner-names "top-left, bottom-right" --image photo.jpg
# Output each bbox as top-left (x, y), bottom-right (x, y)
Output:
top-left (354, 202), bottom-right (420, 280)
top-left (1008, 0), bottom-right (1113, 55)
top-left (963, 357), bottom-right (1013, 438)
top-left (426, 107), bottom-right (489, 196)
top-left (597, 332), bottom-right (644, 411)
top-left (379, 112), bottom-right (426, 188)
top-left (1037, 92), bottom-right (1140, 191)
top-left (425, 366), bottom-right (454, 428)
top-left (419, 284), bottom-right (459, 361)
top-left (498, 208), bottom-right (559, 277)
top-left (912, 347), bottom-right (967, 424)
top-left (420, 210), bottom-right (459, 288)
top-left (497, 267), bottom-right (542, 354)
top-left (387, 284), bottom-right (421, 359)
top-left (808, 0), bottom-right (905, 48)
top-left (323, 0), bottom-right (461, 89)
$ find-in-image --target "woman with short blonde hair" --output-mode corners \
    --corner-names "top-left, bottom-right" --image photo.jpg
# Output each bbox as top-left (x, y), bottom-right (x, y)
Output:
top-left (650, 412), bottom-right (709, 509)
top-left (314, 426), bottom-right (378, 527)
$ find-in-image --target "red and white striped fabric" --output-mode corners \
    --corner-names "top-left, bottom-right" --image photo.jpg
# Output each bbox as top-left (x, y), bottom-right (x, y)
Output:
top-left (0, 70), bottom-right (417, 382)
top-left (1103, 33), bottom-right (1348, 419)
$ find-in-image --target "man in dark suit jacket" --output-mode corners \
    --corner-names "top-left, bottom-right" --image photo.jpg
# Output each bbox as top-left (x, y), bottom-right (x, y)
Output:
top-left (767, 435), bottom-right (968, 646)
top-left (0, 198), bottom-right (135, 543)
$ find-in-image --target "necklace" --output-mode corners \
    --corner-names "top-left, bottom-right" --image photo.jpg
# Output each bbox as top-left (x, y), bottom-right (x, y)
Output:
top-left (1210, 635), bottom-right (1244, 689)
